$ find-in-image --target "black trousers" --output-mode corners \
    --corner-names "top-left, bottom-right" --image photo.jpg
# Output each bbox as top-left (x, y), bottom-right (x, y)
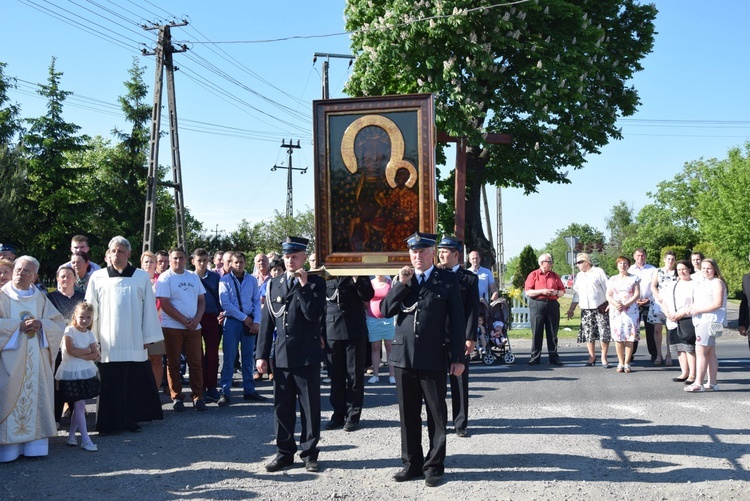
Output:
top-left (273, 363), bottom-right (320, 460)
top-left (449, 356), bottom-right (469, 430)
top-left (327, 336), bottom-right (366, 424)
top-left (634, 304), bottom-right (657, 360)
top-left (529, 298), bottom-right (561, 362)
top-left (394, 366), bottom-right (447, 476)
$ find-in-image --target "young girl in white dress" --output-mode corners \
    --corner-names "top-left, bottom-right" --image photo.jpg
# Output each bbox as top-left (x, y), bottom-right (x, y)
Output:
top-left (55, 302), bottom-right (100, 451)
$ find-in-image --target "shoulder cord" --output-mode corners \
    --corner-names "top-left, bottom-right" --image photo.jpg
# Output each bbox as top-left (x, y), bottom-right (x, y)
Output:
top-left (326, 287), bottom-right (340, 303)
top-left (266, 279), bottom-right (287, 319)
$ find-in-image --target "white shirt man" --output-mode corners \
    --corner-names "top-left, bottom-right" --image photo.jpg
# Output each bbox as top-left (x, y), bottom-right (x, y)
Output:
top-left (467, 251), bottom-right (498, 301)
top-left (628, 248), bottom-right (657, 362)
top-left (155, 248), bottom-right (207, 411)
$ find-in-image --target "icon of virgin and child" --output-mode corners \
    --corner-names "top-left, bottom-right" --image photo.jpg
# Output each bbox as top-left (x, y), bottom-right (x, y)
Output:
top-left (330, 113), bottom-right (420, 253)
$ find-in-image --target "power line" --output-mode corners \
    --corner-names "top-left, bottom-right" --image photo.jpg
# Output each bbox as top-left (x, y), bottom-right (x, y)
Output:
top-left (186, 0), bottom-right (532, 45)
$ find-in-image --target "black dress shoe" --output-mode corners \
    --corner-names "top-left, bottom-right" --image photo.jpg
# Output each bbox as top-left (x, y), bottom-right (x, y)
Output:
top-left (550, 360), bottom-right (564, 366)
top-left (217, 394), bottom-right (231, 407)
top-left (265, 456), bottom-right (294, 472)
top-left (527, 359), bottom-right (540, 366)
top-left (425, 473), bottom-right (443, 487)
top-left (126, 423), bottom-right (142, 433)
top-left (304, 459), bottom-right (319, 472)
top-left (325, 420), bottom-right (344, 430)
top-left (343, 421), bottom-right (359, 432)
top-left (243, 392), bottom-right (266, 401)
top-left (456, 428), bottom-right (468, 438)
top-left (672, 376), bottom-right (689, 382)
top-left (393, 468), bottom-right (423, 482)
top-left (684, 379), bottom-right (695, 385)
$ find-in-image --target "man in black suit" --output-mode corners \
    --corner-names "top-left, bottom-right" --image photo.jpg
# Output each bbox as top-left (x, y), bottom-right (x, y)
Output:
top-left (737, 257), bottom-right (750, 351)
top-left (380, 232), bottom-right (465, 488)
top-left (324, 276), bottom-right (374, 432)
top-left (256, 237), bottom-right (326, 473)
top-left (437, 236), bottom-right (479, 438)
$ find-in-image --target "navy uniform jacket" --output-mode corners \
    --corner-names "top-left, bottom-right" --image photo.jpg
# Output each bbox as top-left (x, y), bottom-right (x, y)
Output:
top-left (258, 273), bottom-right (326, 369)
top-left (325, 276), bottom-right (375, 341)
top-left (455, 267), bottom-right (480, 342)
top-left (380, 267), bottom-right (465, 372)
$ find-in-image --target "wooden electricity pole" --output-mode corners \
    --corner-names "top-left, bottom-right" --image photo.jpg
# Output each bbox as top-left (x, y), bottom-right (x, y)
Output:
top-left (142, 20), bottom-right (189, 253)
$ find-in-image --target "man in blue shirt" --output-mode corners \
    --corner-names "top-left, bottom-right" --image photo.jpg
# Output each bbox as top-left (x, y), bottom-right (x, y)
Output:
top-left (218, 251), bottom-right (265, 405)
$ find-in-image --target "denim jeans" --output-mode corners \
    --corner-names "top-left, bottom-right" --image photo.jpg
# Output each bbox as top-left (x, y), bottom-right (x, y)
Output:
top-left (220, 318), bottom-right (256, 396)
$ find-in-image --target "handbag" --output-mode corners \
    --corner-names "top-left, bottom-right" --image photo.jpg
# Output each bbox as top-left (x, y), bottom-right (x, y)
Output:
top-left (708, 322), bottom-right (723, 337)
top-left (597, 301), bottom-right (608, 314)
top-left (674, 317), bottom-right (696, 344)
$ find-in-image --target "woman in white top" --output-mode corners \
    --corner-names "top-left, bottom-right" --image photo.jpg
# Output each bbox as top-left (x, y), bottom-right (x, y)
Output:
top-left (566, 253), bottom-right (611, 367)
top-left (663, 260), bottom-right (697, 384)
top-left (685, 258), bottom-right (727, 392)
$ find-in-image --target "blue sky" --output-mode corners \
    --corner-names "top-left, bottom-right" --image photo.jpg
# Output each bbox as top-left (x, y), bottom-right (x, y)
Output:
top-left (3, 1), bottom-right (749, 262)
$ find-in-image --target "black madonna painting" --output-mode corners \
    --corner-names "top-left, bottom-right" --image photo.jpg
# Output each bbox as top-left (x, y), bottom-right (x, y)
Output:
top-left (313, 94), bottom-right (436, 275)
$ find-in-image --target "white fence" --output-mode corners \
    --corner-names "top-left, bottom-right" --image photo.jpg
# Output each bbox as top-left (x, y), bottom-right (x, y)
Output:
top-left (510, 293), bottom-right (530, 329)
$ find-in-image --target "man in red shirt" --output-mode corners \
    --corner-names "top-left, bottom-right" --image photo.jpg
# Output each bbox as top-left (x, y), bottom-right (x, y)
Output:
top-left (525, 253), bottom-right (565, 366)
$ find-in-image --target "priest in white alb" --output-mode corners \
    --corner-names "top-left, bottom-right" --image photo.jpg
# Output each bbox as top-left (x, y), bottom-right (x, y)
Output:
top-left (0, 256), bottom-right (65, 462)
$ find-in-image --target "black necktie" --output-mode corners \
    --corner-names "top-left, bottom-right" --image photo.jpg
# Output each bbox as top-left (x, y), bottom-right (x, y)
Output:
top-left (419, 273), bottom-right (426, 285)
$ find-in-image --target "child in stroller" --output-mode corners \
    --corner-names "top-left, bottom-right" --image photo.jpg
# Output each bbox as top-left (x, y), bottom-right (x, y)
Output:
top-left (475, 298), bottom-right (515, 364)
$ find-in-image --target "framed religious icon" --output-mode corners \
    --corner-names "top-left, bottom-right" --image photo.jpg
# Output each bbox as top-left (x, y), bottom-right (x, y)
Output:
top-left (313, 93), bottom-right (436, 276)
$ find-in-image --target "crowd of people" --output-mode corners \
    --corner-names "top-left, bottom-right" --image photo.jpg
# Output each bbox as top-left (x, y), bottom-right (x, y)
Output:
top-left (0, 235), bottom-right (743, 488)
top-left (560, 248), bottom-right (728, 390)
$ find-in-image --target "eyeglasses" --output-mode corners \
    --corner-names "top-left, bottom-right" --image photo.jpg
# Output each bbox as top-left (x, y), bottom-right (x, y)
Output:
top-left (576, 260), bottom-right (586, 265)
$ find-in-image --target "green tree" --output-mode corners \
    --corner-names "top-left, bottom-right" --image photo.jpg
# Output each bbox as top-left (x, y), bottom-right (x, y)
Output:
top-left (98, 58), bottom-right (152, 250)
top-left (0, 62), bottom-right (22, 144)
top-left (623, 160), bottom-right (707, 261)
top-left (513, 244), bottom-right (539, 291)
top-left (256, 209), bottom-right (315, 253)
top-left (0, 62), bottom-right (27, 241)
top-left (696, 143), bottom-right (750, 295)
top-left (605, 200), bottom-right (635, 251)
top-left (544, 223), bottom-right (605, 277)
top-left (344, 0), bottom-right (657, 267)
top-left (20, 57), bottom-right (89, 273)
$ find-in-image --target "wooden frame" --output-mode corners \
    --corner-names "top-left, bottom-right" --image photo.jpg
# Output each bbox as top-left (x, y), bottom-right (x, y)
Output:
top-left (313, 94), bottom-right (436, 276)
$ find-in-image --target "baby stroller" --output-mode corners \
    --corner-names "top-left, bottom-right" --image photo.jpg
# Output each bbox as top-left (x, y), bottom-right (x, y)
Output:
top-left (478, 298), bottom-right (515, 365)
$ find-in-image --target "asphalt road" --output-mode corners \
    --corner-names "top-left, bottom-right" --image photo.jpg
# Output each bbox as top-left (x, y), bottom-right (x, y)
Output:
top-left (2, 327), bottom-right (749, 500)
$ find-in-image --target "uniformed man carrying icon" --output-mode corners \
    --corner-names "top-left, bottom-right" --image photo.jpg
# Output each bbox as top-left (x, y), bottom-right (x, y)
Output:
top-left (380, 232), bottom-right (465, 488)
top-left (257, 236), bottom-right (326, 473)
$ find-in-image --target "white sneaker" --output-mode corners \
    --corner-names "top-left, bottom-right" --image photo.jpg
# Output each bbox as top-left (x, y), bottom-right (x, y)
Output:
top-left (367, 376), bottom-right (379, 384)
top-left (81, 441), bottom-right (98, 452)
top-left (66, 436), bottom-right (78, 447)
top-left (389, 376), bottom-right (396, 384)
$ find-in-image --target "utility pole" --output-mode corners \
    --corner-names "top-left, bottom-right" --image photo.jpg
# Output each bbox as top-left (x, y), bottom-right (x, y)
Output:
top-left (313, 53), bottom-right (354, 99)
top-left (271, 140), bottom-right (306, 217)
top-left (496, 186), bottom-right (505, 286)
top-left (141, 20), bottom-right (189, 253)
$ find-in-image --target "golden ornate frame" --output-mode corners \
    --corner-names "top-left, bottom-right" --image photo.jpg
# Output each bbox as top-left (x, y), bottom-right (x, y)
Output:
top-left (313, 94), bottom-right (436, 276)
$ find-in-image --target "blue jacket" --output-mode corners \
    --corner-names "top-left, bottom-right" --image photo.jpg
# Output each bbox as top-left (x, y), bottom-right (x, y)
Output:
top-left (219, 271), bottom-right (261, 326)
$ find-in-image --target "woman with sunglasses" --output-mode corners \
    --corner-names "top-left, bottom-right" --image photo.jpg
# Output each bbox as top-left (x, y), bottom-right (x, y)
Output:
top-left (566, 253), bottom-right (611, 367)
